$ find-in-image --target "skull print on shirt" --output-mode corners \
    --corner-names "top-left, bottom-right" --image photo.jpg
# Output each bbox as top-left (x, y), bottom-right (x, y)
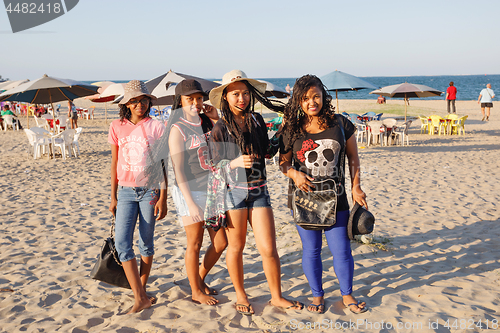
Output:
top-left (297, 138), bottom-right (341, 177)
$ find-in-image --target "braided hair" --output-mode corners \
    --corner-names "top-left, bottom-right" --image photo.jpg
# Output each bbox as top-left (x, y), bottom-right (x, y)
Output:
top-left (220, 80), bottom-right (284, 158)
top-left (282, 75), bottom-right (337, 151)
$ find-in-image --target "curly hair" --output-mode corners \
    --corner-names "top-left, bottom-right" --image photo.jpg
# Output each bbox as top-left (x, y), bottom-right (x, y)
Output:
top-left (118, 97), bottom-right (153, 122)
top-left (220, 80), bottom-right (284, 158)
top-left (282, 74), bottom-right (337, 151)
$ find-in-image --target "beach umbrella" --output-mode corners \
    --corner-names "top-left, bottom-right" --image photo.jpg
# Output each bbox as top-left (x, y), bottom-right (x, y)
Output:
top-left (258, 80), bottom-right (290, 98)
top-left (0, 79), bottom-right (30, 92)
top-left (98, 83), bottom-right (126, 123)
top-left (145, 70), bottom-right (220, 106)
top-left (369, 82), bottom-right (443, 120)
top-left (0, 74), bottom-right (99, 128)
top-left (321, 70), bottom-right (377, 113)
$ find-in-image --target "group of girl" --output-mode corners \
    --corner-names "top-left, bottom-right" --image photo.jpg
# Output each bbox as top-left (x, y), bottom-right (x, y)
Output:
top-left (108, 72), bottom-right (368, 315)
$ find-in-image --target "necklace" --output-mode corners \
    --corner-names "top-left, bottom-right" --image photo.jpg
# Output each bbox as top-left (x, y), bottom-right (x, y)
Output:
top-left (236, 117), bottom-right (245, 124)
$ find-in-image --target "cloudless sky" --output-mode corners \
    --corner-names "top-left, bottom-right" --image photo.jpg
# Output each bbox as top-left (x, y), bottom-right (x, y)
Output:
top-left (1, 0), bottom-right (499, 81)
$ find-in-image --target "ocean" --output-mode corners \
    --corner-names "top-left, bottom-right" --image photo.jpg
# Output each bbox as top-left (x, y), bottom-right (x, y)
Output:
top-left (87, 74), bottom-right (499, 101)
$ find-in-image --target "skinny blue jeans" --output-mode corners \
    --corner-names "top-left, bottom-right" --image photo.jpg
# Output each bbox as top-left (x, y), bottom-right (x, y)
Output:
top-left (295, 210), bottom-right (354, 297)
top-left (115, 186), bottom-right (158, 263)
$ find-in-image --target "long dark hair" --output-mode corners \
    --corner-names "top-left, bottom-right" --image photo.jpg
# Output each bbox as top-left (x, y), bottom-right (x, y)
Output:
top-left (282, 75), bottom-right (337, 151)
top-left (220, 80), bottom-right (284, 157)
top-left (118, 97), bottom-right (153, 122)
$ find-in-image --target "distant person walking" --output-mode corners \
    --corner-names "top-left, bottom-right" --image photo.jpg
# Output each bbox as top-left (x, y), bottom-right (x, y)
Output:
top-left (445, 81), bottom-right (457, 114)
top-left (478, 83), bottom-right (495, 121)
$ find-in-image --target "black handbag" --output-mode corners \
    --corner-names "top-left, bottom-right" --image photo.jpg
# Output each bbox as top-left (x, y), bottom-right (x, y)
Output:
top-left (292, 180), bottom-right (338, 230)
top-left (90, 217), bottom-right (131, 289)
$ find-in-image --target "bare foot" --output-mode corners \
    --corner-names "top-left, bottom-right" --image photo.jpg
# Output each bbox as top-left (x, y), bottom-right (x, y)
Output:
top-left (270, 297), bottom-right (304, 310)
top-left (192, 292), bottom-right (218, 306)
top-left (200, 280), bottom-right (218, 295)
top-left (128, 296), bottom-right (152, 314)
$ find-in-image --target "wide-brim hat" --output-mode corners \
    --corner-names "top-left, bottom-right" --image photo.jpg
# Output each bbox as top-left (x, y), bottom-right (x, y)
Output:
top-left (209, 70), bottom-right (267, 109)
top-left (347, 202), bottom-right (375, 240)
top-left (119, 80), bottom-right (157, 105)
top-left (175, 79), bottom-right (208, 99)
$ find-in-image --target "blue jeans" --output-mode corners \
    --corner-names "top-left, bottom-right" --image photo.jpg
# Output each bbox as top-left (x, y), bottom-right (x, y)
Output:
top-left (115, 186), bottom-right (158, 263)
top-left (296, 210), bottom-right (354, 297)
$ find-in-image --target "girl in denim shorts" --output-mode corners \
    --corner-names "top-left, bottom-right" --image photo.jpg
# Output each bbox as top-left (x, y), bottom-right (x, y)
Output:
top-left (108, 80), bottom-right (167, 314)
top-left (207, 70), bottom-right (303, 315)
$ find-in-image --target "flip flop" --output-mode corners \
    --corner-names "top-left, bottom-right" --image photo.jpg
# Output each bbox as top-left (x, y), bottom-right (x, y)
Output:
top-left (307, 303), bottom-right (325, 314)
top-left (235, 303), bottom-right (253, 316)
top-left (270, 300), bottom-right (304, 311)
top-left (344, 301), bottom-right (368, 314)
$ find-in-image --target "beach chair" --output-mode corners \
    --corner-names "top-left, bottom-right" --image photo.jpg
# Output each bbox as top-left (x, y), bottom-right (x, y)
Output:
top-left (418, 116), bottom-right (429, 134)
top-left (24, 128), bottom-right (52, 159)
top-left (429, 115), bottom-right (446, 135)
top-left (450, 115), bottom-right (467, 135)
top-left (348, 113), bottom-right (361, 124)
top-left (355, 122), bottom-right (367, 144)
top-left (52, 129), bottom-right (76, 159)
top-left (2, 115), bottom-right (19, 131)
top-left (392, 120), bottom-right (412, 146)
top-left (82, 106), bottom-right (95, 120)
top-left (56, 115), bottom-right (69, 133)
top-left (366, 121), bottom-right (384, 146)
top-left (72, 127), bottom-right (82, 157)
top-left (382, 118), bottom-right (397, 145)
top-left (375, 113), bottom-right (383, 120)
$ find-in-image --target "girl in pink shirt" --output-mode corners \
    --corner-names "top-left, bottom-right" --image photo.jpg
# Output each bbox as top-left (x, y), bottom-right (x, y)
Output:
top-left (108, 80), bottom-right (167, 314)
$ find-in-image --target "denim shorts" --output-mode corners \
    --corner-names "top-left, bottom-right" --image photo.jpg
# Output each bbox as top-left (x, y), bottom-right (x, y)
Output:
top-left (115, 186), bottom-right (159, 263)
top-left (171, 185), bottom-right (207, 217)
top-left (226, 180), bottom-right (272, 210)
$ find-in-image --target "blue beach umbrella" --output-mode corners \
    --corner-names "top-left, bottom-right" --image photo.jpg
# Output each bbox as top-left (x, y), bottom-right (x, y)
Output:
top-left (321, 70), bottom-right (378, 112)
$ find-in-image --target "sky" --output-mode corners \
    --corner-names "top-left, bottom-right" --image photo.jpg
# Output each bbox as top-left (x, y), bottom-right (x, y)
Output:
top-left (1, 0), bottom-right (499, 82)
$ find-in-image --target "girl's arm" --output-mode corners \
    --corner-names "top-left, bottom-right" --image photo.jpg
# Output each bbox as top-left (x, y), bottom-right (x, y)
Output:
top-left (169, 126), bottom-right (204, 224)
top-left (345, 134), bottom-right (367, 209)
top-left (109, 144), bottom-right (119, 216)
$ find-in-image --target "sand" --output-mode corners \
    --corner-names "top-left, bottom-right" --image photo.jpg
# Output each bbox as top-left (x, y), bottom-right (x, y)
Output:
top-left (1, 99), bottom-right (499, 332)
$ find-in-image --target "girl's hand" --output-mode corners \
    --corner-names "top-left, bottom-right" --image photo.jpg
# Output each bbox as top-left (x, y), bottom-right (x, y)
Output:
top-left (155, 199), bottom-right (168, 221)
top-left (292, 171), bottom-right (315, 192)
top-left (109, 198), bottom-right (117, 217)
top-left (231, 154), bottom-right (254, 169)
top-left (352, 187), bottom-right (368, 209)
top-left (203, 104), bottom-right (217, 116)
top-left (187, 202), bottom-right (204, 224)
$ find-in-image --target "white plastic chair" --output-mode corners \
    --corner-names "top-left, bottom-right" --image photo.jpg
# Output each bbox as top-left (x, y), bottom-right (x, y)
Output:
top-left (56, 115), bottom-right (69, 133)
top-left (33, 115), bottom-right (50, 131)
top-left (355, 122), bottom-right (367, 144)
top-left (382, 118), bottom-right (397, 145)
top-left (82, 106), bottom-right (95, 120)
top-left (392, 121), bottom-right (412, 146)
top-left (2, 115), bottom-right (19, 131)
top-left (52, 129), bottom-right (76, 159)
top-left (366, 121), bottom-right (384, 146)
top-left (24, 128), bottom-right (51, 159)
top-left (72, 127), bottom-right (82, 157)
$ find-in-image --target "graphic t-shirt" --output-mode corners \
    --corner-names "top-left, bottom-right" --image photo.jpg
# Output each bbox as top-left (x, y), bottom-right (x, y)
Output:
top-left (108, 117), bottom-right (165, 187)
top-left (171, 114), bottom-right (214, 191)
top-left (279, 115), bottom-right (355, 212)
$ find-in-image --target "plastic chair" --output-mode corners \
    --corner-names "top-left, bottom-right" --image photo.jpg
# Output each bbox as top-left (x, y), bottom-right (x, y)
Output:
top-left (382, 118), bottom-right (397, 145)
top-left (82, 106), bottom-right (95, 120)
top-left (429, 115), bottom-right (446, 135)
top-left (450, 115), bottom-right (467, 135)
top-left (2, 115), bottom-right (19, 131)
top-left (355, 122), bottom-right (367, 144)
top-left (366, 121), bottom-right (384, 146)
top-left (418, 116), bottom-right (429, 134)
top-left (348, 113), bottom-right (361, 124)
top-left (52, 129), bottom-right (76, 159)
top-left (56, 115), bottom-right (69, 133)
top-left (392, 120), bottom-right (412, 146)
top-left (24, 128), bottom-right (52, 159)
top-left (72, 127), bottom-right (82, 156)
top-left (375, 113), bottom-right (384, 120)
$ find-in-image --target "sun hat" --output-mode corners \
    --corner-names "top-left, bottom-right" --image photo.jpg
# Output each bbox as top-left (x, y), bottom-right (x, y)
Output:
top-left (347, 202), bottom-right (375, 240)
top-left (175, 79), bottom-right (208, 99)
top-left (208, 70), bottom-right (267, 109)
top-left (119, 80), bottom-right (157, 105)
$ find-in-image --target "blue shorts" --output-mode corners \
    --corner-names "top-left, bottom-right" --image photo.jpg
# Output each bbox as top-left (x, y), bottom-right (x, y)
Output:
top-left (226, 180), bottom-right (272, 210)
top-left (171, 185), bottom-right (207, 217)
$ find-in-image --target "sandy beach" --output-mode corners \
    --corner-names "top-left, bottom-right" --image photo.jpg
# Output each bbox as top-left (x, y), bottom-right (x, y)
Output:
top-left (1, 99), bottom-right (499, 332)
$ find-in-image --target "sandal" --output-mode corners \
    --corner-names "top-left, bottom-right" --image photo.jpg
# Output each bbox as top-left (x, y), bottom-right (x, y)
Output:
top-left (307, 303), bottom-right (325, 314)
top-left (344, 300), bottom-right (368, 314)
top-left (235, 303), bottom-right (253, 316)
top-left (270, 300), bottom-right (304, 311)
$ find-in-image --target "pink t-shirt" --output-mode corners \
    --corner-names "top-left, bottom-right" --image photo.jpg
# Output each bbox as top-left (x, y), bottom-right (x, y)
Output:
top-left (108, 117), bottom-right (165, 187)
